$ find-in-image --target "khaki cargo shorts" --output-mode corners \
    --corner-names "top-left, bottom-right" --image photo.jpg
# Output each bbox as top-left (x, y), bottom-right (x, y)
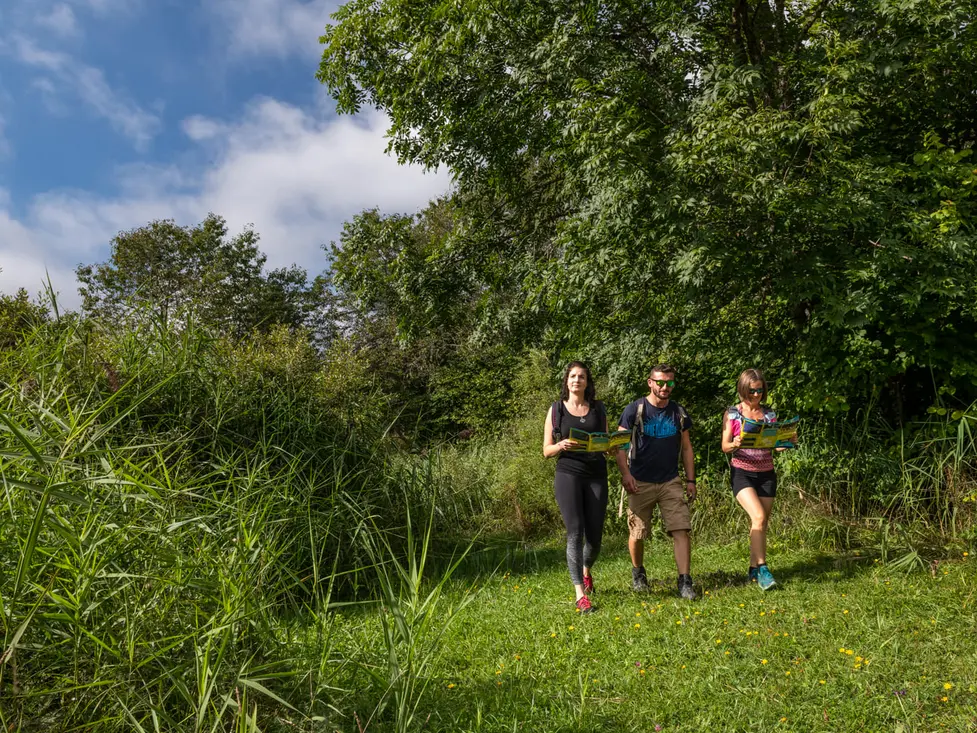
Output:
top-left (627, 477), bottom-right (691, 539)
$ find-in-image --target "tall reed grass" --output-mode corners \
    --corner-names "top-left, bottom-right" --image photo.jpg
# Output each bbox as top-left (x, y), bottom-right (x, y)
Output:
top-left (0, 311), bottom-right (474, 730)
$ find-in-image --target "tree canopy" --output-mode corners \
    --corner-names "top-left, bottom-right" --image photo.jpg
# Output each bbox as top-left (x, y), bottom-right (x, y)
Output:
top-left (76, 214), bottom-right (334, 342)
top-left (319, 0), bottom-right (977, 418)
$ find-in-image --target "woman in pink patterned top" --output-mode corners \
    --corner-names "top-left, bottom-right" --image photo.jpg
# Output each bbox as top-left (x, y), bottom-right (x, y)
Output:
top-left (721, 368), bottom-right (789, 590)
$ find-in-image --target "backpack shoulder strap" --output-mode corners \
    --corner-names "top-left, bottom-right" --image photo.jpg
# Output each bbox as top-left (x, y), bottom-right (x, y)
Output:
top-left (627, 399), bottom-right (645, 464)
top-left (551, 401), bottom-right (563, 441)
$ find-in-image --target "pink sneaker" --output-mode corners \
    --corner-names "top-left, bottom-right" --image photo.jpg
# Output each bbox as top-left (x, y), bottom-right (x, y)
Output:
top-left (576, 596), bottom-right (594, 614)
top-left (582, 574), bottom-right (595, 594)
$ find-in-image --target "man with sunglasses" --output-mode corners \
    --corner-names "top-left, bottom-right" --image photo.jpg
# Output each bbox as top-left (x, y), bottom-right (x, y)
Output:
top-left (616, 364), bottom-right (697, 600)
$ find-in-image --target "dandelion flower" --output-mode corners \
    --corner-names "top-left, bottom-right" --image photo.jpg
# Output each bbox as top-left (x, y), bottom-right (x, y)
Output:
top-left (568, 625), bottom-right (575, 631)
top-left (820, 680), bottom-right (826, 685)
top-left (944, 682), bottom-right (953, 690)
top-left (635, 623), bottom-right (641, 629)
top-left (447, 683), bottom-right (456, 689)
top-left (761, 659), bottom-right (768, 665)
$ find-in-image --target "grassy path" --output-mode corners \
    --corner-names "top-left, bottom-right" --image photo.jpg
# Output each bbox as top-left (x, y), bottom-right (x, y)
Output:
top-left (327, 536), bottom-right (976, 732)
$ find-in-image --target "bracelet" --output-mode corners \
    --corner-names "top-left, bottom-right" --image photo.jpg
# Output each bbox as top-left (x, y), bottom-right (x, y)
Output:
top-left (686, 479), bottom-right (696, 484)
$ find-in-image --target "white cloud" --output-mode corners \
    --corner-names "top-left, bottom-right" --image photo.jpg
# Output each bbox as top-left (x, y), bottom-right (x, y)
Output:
top-left (204, 0), bottom-right (338, 59)
top-left (0, 100), bottom-right (450, 308)
top-left (35, 4), bottom-right (80, 38)
top-left (9, 36), bottom-right (161, 148)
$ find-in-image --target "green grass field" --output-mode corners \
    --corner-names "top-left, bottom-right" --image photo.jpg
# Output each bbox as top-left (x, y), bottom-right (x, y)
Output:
top-left (321, 534), bottom-right (976, 733)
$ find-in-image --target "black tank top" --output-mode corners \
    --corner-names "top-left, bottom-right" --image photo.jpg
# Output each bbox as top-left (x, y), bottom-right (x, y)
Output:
top-left (554, 401), bottom-right (609, 478)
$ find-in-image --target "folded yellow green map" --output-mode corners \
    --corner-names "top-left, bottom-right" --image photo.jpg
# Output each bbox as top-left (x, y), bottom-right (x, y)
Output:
top-left (568, 428), bottom-right (632, 452)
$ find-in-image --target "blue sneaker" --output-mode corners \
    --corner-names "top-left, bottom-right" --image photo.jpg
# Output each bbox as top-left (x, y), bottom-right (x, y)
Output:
top-left (756, 565), bottom-right (777, 591)
top-left (748, 566), bottom-right (758, 583)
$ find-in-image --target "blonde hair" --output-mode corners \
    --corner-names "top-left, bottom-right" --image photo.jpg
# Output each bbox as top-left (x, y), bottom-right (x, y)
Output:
top-left (736, 368), bottom-right (767, 402)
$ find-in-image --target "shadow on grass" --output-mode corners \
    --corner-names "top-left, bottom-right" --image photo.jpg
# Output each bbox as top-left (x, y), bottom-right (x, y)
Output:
top-left (425, 534), bottom-right (881, 595)
top-left (430, 538), bottom-right (569, 582)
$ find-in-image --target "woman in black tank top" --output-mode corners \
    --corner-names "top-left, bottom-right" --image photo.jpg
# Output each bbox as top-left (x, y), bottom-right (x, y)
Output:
top-left (542, 361), bottom-right (610, 614)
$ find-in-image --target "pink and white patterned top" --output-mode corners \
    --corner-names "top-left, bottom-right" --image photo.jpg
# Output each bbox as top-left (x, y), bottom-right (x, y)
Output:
top-left (728, 405), bottom-right (776, 472)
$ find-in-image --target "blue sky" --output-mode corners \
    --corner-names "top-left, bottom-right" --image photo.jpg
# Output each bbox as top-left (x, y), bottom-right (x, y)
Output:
top-left (0, 0), bottom-right (448, 307)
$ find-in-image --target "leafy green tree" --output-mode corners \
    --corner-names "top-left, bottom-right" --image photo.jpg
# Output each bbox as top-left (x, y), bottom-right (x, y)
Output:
top-left (319, 0), bottom-right (977, 418)
top-left (329, 201), bottom-right (521, 436)
top-left (0, 288), bottom-right (49, 350)
top-left (77, 214), bottom-right (334, 341)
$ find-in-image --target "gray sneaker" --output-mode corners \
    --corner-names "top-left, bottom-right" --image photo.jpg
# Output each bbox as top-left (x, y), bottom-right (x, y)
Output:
top-left (632, 566), bottom-right (649, 592)
top-left (678, 574), bottom-right (697, 600)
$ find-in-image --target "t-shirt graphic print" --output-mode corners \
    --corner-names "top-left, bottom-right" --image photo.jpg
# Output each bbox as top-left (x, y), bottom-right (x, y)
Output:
top-left (619, 399), bottom-right (692, 484)
top-left (643, 411), bottom-right (679, 439)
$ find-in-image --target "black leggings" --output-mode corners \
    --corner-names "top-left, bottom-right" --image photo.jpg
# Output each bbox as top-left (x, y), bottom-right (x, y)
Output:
top-left (554, 471), bottom-right (609, 586)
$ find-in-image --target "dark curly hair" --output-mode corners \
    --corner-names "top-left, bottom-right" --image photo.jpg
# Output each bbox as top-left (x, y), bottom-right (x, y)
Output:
top-left (561, 361), bottom-right (596, 405)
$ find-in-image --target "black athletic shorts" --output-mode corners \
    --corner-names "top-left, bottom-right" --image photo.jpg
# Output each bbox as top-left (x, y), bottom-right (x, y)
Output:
top-left (730, 466), bottom-right (777, 498)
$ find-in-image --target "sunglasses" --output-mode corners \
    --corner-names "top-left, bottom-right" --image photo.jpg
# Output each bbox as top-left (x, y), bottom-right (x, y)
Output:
top-left (653, 379), bottom-right (676, 388)
top-left (748, 388), bottom-right (766, 395)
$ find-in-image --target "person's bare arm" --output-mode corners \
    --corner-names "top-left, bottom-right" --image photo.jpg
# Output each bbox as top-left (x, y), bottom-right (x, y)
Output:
top-left (543, 406), bottom-right (579, 458)
top-left (681, 430), bottom-right (696, 500)
top-left (721, 412), bottom-right (742, 453)
top-left (616, 424), bottom-right (638, 494)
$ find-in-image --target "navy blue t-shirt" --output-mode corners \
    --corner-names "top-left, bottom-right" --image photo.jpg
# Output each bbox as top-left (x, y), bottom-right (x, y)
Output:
top-left (618, 399), bottom-right (693, 483)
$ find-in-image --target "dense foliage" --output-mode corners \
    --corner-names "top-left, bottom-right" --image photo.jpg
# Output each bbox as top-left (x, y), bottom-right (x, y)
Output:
top-left (319, 0), bottom-right (977, 422)
top-left (76, 214), bottom-right (335, 343)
